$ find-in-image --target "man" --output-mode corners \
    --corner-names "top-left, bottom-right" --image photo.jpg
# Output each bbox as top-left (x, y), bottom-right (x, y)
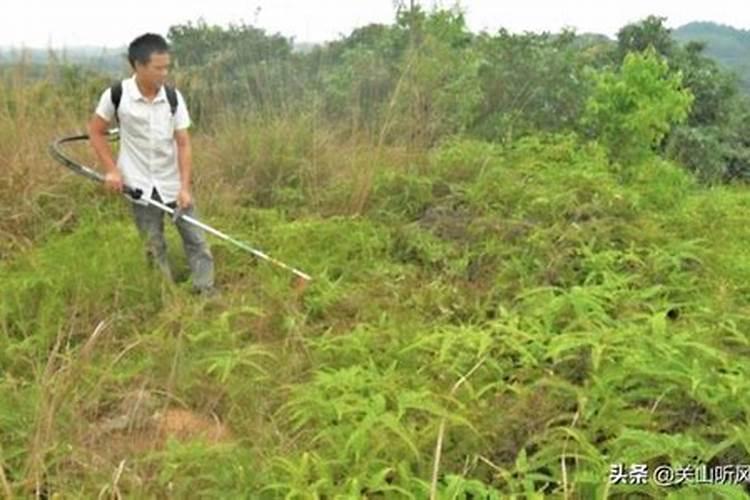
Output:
top-left (88, 33), bottom-right (215, 295)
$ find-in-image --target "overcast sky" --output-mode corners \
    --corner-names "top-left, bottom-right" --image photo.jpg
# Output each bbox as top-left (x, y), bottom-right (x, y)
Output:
top-left (1, 0), bottom-right (747, 48)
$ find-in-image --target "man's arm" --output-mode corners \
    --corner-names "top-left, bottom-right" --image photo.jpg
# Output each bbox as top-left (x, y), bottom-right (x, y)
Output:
top-left (88, 114), bottom-right (123, 192)
top-left (175, 128), bottom-right (193, 208)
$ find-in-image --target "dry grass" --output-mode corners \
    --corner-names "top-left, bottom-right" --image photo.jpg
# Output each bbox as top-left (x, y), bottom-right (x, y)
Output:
top-left (191, 113), bottom-right (427, 219)
top-left (0, 67), bottom-right (96, 259)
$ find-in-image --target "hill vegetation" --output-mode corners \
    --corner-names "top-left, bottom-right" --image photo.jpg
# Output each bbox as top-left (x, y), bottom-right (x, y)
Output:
top-left (673, 21), bottom-right (750, 93)
top-left (2, 8), bottom-right (750, 498)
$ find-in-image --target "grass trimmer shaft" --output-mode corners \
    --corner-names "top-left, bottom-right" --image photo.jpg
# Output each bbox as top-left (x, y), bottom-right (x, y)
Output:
top-left (49, 130), bottom-right (313, 284)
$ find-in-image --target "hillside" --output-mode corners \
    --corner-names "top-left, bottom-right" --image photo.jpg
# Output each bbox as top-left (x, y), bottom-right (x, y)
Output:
top-left (0, 46), bottom-right (127, 76)
top-left (673, 21), bottom-right (750, 92)
top-left (3, 12), bottom-right (750, 497)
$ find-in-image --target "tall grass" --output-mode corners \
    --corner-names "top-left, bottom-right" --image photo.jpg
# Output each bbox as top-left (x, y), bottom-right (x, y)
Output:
top-left (0, 60), bottom-right (111, 260)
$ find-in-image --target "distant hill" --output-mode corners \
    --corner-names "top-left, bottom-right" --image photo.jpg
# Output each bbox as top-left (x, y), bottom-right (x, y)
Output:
top-left (0, 42), bottom-right (320, 73)
top-left (673, 22), bottom-right (750, 92)
top-left (0, 46), bottom-right (127, 75)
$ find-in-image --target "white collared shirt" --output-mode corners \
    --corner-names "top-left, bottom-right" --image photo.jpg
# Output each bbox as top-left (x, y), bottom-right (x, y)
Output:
top-left (95, 75), bottom-right (191, 204)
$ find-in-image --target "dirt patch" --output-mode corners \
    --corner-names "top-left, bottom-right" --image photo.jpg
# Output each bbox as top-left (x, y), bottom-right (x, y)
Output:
top-left (85, 390), bottom-right (232, 458)
top-left (154, 408), bottom-right (231, 443)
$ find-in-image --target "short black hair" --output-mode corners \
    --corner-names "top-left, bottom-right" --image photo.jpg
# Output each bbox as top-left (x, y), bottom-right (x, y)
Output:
top-left (128, 33), bottom-right (170, 68)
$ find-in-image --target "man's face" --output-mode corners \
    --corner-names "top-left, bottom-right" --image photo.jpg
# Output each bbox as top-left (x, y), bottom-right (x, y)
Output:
top-left (135, 52), bottom-right (170, 88)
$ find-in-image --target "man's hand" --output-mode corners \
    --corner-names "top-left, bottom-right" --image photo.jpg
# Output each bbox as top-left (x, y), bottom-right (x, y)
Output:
top-left (177, 188), bottom-right (193, 209)
top-left (104, 170), bottom-right (123, 192)
top-left (89, 114), bottom-right (122, 193)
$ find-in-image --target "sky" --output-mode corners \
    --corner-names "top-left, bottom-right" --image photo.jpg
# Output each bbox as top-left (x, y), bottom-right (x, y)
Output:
top-left (0, 0), bottom-right (747, 48)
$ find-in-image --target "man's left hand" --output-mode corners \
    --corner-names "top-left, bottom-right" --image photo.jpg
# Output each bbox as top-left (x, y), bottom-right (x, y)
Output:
top-left (177, 188), bottom-right (193, 209)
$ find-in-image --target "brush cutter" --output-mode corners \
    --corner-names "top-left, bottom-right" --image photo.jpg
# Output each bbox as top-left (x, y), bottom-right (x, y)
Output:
top-left (49, 129), bottom-right (312, 290)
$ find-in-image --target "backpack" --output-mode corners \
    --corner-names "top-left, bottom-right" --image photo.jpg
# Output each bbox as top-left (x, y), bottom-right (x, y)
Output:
top-left (110, 81), bottom-right (178, 123)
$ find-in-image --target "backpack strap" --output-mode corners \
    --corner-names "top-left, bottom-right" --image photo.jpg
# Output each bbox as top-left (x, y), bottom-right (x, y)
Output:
top-left (109, 81), bottom-right (179, 123)
top-left (110, 81), bottom-right (123, 123)
top-left (164, 85), bottom-right (178, 116)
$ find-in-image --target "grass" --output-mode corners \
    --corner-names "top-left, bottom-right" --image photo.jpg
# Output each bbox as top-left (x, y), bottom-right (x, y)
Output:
top-left (4, 63), bottom-right (750, 498)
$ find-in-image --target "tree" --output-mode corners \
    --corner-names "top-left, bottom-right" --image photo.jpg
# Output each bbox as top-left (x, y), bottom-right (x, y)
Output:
top-left (386, 7), bottom-right (482, 147)
top-left (616, 16), bottom-right (674, 61)
top-left (167, 20), bottom-right (297, 123)
top-left (472, 29), bottom-right (592, 142)
top-left (583, 48), bottom-right (693, 165)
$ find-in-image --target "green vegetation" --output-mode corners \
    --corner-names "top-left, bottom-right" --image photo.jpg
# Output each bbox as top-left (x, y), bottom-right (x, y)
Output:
top-left (3, 7), bottom-right (750, 498)
top-left (673, 22), bottom-right (750, 93)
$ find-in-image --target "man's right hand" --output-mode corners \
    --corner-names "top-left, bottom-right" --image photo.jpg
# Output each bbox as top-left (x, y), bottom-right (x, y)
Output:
top-left (104, 169), bottom-right (123, 192)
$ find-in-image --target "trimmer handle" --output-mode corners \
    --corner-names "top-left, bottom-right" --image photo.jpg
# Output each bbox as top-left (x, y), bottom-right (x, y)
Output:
top-left (123, 185), bottom-right (143, 200)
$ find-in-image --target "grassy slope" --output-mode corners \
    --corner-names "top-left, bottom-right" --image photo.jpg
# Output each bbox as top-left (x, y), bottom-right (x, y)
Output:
top-left (4, 94), bottom-right (750, 498)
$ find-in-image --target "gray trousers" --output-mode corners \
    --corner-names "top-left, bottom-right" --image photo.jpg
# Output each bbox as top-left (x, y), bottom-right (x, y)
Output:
top-left (131, 188), bottom-right (214, 291)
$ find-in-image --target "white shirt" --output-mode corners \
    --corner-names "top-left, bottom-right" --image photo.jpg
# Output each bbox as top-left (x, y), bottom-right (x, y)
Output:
top-left (95, 75), bottom-right (191, 205)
